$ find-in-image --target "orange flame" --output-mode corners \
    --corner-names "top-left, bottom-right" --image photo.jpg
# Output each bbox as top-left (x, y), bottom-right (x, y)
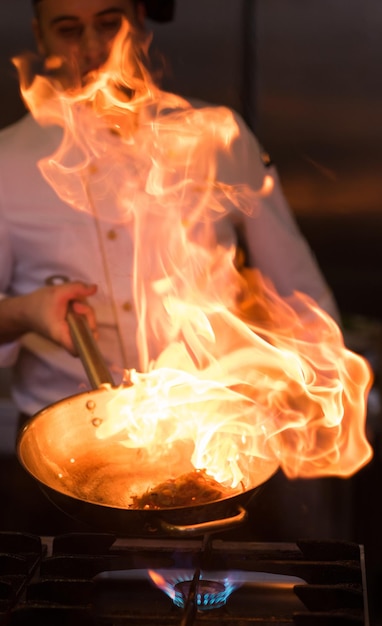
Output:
top-left (148, 570), bottom-right (176, 601)
top-left (13, 19), bottom-right (373, 490)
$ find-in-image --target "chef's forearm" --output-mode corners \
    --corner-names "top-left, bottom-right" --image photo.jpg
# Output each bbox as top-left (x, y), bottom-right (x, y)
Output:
top-left (0, 295), bottom-right (31, 343)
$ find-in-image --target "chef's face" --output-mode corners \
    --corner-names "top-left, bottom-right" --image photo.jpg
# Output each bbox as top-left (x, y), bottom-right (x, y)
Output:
top-left (33, 0), bottom-right (141, 82)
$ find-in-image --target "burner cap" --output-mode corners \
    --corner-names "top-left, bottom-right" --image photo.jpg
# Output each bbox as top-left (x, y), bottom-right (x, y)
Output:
top-left (174, 579), bottom-right (227, 610)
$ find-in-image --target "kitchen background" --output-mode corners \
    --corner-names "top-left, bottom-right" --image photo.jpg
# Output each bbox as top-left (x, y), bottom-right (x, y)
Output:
top-left (0, 0), bottom-right (381, 621)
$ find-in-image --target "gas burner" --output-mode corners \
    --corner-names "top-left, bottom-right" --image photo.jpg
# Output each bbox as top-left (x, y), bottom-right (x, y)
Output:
top-left (174, 578), bottom-right (231, 610)
top-left (149, 568), bottom-right (239, 610)
top-left (148, 567), bottom-right (305, 612)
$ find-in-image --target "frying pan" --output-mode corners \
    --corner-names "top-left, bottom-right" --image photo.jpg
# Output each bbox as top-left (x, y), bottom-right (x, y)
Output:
top-left (17, 282), bottom-right (279, 537)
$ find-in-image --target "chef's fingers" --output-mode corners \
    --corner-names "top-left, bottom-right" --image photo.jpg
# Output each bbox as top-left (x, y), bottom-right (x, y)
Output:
top-left (70, 298), bottom-right (99, 338)
top-left (48, 281), bottom-right (99, 353)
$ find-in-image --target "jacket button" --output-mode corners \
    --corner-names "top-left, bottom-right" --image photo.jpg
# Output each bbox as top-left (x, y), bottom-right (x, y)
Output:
top-left (122, 301), bottom-right (132, 312)
top-left (107, 229), bottom-right (117, 240)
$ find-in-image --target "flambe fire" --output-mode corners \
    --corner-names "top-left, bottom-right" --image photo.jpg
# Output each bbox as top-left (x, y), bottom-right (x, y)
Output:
top-left (14, 20), bottom-right (373, 499)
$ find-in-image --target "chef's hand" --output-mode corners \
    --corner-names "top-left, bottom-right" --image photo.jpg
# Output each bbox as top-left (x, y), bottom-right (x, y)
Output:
top-left (0, 281), bottom-right (98, 356)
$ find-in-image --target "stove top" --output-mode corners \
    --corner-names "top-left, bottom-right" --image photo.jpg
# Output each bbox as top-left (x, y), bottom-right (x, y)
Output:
top-left (0, 532), bottom-right (369, 625)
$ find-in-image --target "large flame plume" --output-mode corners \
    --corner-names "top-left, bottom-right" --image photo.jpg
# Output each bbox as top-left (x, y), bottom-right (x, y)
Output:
top-left (13, 19), bottom-right (373, 493)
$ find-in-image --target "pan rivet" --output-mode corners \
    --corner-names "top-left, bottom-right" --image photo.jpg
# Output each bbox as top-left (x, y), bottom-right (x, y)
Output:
top-left (86, 400), bottom-right (96, 410)
top-left (92, 418), bottom-right (103, 427)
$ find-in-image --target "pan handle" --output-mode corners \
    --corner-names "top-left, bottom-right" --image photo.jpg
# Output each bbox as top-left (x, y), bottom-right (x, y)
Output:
top-left (46, 275), bottom-right (115, 389)
top-left (157, 505), bottom-right (248, 537)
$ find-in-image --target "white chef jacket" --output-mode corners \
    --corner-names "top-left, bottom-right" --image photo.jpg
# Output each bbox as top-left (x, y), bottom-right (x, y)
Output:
top-left (0, 106), bottom-right (340, 417)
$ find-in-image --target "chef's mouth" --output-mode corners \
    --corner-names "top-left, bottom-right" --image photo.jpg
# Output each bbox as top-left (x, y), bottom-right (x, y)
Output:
top-left (43, 56), bottom-right (109, 87)
top-left (80, 65), bottom-right (104, 83)
top-left (82, 61), bottom-right (108, 78)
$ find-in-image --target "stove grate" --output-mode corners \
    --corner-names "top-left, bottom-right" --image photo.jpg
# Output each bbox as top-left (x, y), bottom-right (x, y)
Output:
top-left (0, 532), bottom-right (369, 626)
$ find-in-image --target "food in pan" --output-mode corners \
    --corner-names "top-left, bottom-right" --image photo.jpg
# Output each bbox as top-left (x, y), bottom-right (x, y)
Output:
top-left (130, 469), bottom-right (240, 509)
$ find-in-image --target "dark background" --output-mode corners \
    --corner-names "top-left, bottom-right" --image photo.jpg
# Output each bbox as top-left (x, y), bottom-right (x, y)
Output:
top-left (0, 0), bottom-right (381, 622)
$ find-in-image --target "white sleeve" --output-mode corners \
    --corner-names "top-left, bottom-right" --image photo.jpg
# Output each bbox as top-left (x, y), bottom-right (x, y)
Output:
top-left (242, 165), bottom-right (340, 315)
top-left (222, 113), bottom-right (341, 322)
top-left (0, 198), bottom-right (21, 367)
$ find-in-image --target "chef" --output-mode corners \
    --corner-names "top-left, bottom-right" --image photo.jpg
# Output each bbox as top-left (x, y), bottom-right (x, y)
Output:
top-left (0, 0), bottom-right (340, 424)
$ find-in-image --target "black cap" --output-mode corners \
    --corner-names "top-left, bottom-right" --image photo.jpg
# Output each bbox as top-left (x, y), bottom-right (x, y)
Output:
top-left (32, 0), bottom-right (175, 22)
top-left (144, 0), bottom-right (175, 22)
